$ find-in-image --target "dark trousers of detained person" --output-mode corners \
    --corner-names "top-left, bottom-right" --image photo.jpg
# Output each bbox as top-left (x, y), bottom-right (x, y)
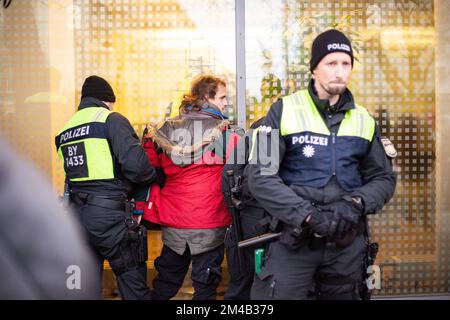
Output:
top-left (151, 244), bottom-right (225, 300)
top-left (70, 194), bottom-right (151, 300)
top-left (251, 232), bottom-right (366, 300)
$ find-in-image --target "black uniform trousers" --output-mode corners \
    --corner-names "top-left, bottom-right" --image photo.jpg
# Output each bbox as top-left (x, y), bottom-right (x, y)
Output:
top-left (251, 234), bottom-right (366, 300)
top-left (151, 244), bottom-right (224, 300)
top-left (72, 201), bottom-right (151, 300)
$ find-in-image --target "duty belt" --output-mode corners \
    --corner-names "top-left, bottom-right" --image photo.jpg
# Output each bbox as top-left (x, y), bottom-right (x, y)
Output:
top-left (70, 192), bottom-right (128, 212)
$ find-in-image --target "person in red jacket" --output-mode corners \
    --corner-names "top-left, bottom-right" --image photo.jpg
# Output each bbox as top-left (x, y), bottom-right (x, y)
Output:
top-left (137, 75), bottom-right (240, 300)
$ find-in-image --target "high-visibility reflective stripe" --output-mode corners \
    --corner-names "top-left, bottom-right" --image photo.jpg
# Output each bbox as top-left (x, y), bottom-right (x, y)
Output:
top-left (297, 92), bottom-right (311, 130)
top-left (281, 90), bottom-right (374, 141)
top-left (92, 108), bottom-right (106, 122)
top-left (58, 107), bottom-right (111, 133)
top-left (301, 90), bottom-right (327, 133)
top-left (359, 112), bottom-right (364, 138)
top-left (281, 90), bottom-right (329, 136)
top-left (337, 105), bottom-right (375, 141)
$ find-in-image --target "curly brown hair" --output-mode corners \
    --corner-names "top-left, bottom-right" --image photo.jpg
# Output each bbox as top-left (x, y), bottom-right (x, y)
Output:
top-left (179, 74), bottom-right (226, 114)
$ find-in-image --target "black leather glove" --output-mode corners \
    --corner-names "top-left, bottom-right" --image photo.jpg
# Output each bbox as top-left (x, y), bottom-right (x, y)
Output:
top-left (279, 224), bottom-right (305, 250)
top-left (153, 167), bottom-right (166, 189)
top-left (314, 196), bottom-right (364, 244)
top-left (320, 196), bottom-right (364, 227)
top-left (306, 207), bottom-right (345, 240)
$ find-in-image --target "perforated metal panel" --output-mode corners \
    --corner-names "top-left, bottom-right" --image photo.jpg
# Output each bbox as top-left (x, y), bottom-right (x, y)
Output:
top-left (0, 2), bottom-right (52, 175)
top-left (0, 1), bottom-right (76, 193)
top-left (73, 0), bottom-right (237, 137)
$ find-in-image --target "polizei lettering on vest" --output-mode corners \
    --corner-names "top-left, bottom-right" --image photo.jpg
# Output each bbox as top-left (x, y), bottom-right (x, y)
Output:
top-left (60, 125), bottom-right (91, 144)
top-left (292, 134), bottom-right (328, 146)
top-left (327, 43), bottom-right (350, 52)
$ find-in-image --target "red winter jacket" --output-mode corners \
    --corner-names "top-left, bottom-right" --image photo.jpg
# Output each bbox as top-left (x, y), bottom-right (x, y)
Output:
top-left (138, 119), bottom-right (240, 229)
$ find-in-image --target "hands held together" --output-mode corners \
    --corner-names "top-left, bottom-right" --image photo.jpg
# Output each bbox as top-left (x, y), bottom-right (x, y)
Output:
top-left (306, 196), bottom-right (364, 241)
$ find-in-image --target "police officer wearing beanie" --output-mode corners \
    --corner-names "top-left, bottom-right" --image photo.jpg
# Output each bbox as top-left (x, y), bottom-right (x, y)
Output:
top-left (55, 75), bottom-right (159, 299)
top-left (246, 29), bottom-right (397, 300)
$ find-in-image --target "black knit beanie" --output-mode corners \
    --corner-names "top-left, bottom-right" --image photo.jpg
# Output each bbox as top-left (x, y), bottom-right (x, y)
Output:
top-left (310, 29), bottom-right (354, 72)
top-left (81, 75), bottom-right (116, 102)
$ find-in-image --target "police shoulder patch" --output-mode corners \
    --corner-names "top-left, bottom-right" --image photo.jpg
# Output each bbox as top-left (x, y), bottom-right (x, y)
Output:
top-left (380, 138), bottom-right (397, 158)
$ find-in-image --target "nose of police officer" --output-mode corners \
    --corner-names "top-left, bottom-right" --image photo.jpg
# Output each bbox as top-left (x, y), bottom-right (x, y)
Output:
top-left (335, 64), bottom-right (345, 79)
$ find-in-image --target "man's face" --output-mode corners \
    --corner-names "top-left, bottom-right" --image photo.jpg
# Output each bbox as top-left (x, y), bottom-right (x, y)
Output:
top-left (207, 84), bottom-right (228, 113)
top-left (312, 52), bottom-right (352, 97)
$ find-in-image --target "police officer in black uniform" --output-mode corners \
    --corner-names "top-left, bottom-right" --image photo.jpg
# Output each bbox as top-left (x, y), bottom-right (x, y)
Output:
top-left (222, 117), bottom-right (267, 300)
top-left (55, 75), bottom-right (160, 299)
top-left (246, 30), bottom-right (397, 300)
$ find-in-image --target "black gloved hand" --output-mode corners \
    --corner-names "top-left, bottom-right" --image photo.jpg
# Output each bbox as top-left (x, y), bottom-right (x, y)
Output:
top-left (306, 207), bottom-right (345, 240)
top-left (314, 196), bottom-right (364, 244)
top-left (279, 224), bottom-right (305, 250)
top-left (153, 167), bottom-right (166, 189)
top-left (319, 196), bottom-right (364, 227)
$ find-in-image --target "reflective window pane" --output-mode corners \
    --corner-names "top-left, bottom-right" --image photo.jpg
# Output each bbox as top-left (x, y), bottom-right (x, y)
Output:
top-left (245, 0), bottom-right (449, 296)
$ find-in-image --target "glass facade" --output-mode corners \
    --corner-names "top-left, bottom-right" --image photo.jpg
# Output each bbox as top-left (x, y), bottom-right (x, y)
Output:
top-left (0, 0), bottom-right (448, 297)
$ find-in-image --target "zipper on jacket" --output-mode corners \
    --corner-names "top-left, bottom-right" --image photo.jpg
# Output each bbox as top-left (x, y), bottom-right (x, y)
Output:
top-left (331, 131), bottom-right (336, 176)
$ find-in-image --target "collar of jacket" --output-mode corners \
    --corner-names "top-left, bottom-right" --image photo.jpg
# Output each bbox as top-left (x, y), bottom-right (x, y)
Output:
top-left (78, 97), bottom-right (110, 111)
top-left (149, 118), bottom-right (230, 167)
top-left (307, 79), bottom-right (355, 115)
top-left (183, 102), bottom-right (228, 120)
top-left (201, 107), bottom-right (228, 119)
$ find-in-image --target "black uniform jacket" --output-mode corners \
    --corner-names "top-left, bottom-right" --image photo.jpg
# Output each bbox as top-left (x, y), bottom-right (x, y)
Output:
top-left (244, 80), bottom-right (397, 230)
top-left (69, 97), bottom-right (155, 199)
